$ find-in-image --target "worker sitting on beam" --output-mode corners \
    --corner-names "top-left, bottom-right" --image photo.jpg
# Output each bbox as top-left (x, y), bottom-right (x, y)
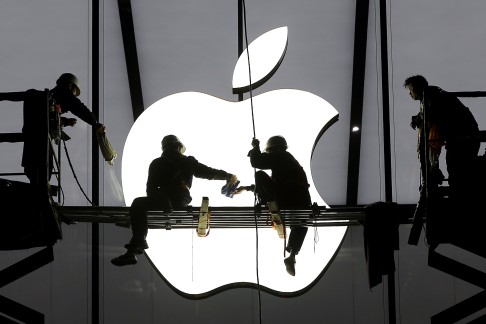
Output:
top-left (111, 134), bottom-right (238, 267)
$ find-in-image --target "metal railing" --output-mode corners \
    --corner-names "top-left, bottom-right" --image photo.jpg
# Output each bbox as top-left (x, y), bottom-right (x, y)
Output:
top-left (57, 204), bottom-right (416, 229)
top-left (0, 89), bottom-right (62, 203)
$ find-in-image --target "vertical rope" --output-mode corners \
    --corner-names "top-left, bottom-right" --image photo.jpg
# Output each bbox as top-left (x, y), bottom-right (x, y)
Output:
top-left (192, 215), bottom-right (194, 282)
top-left (387, 0), bottom-right (398, 203)
top-left (387, 0), bottom-right (401, 321)
top-left (86, 2), bottom-right (91, 322)
top-left (100, 1), bottom-right (105, 321)
top-left (241, 0), bottom-right (257, 139)
top-left (372, 0), bottom-right (383, 201)
top-left (240, 1), bottom-right (262, 323)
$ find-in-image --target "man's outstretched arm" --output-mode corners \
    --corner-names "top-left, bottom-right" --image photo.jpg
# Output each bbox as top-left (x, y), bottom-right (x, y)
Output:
top-left (0, 91), bottom-right (27, 102)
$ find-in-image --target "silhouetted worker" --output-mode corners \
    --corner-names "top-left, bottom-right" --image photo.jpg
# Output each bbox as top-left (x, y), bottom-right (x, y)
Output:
top-left (111, 134), bottom-right (238, 266)
top-left (404, 75), bottom-right (480, 201)
top-left (0, 73), bottom-right (106, 183)
top-left (235, 136), bottom-right (311, 276)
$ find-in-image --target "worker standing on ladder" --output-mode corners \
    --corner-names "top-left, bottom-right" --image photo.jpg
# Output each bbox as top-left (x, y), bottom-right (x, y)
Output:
top-left (111, 134), bottom-right (238, 267)
top-left (0, 73), bottom-right (106, 183)
top-left (234, 136), bottom-right (311, 276)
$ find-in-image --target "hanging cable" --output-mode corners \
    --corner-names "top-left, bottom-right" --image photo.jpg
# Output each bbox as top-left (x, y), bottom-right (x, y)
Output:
top-left (387, 0), bottom-right (398, 203)
top-left (241, 1), bottom-right (262, 323)
top-left (372, 0), bottom-right (384, 200)
top-left (241, 0), bottom-right (257, 139)
top-left (387, 2), bottom-right (402, 322)
top-left (192, 215), bottom-right (195, 282)
top-left (85, 3), bottom-right (91, 322)
top-left (63, 139), bottom-right (95, 206)
top-left (58, 179), bottom-right (66, 206)
top-left (62, 138), bottom-right (118, 218)
top-left (313, 222), bottom-right (319, 253)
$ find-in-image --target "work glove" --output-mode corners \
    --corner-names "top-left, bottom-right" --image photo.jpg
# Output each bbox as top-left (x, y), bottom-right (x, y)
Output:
top-left (410, 114), bottom-right (422, 130)
top-left (251, 138), bottom-right (260, 148)
top-left (61, 117), bottom-right (77, 127)
top-left (228, 174), bottom-right (238, 185)
top-left (95, 123), bottom-right (106, 134)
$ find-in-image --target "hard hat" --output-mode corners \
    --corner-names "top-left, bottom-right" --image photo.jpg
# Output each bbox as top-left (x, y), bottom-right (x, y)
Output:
top-left (56, 73), bottom-right (80, 96)
top-left (265, 135), bottom-right (288, 152)
top-left (162, 135), bottom-right (186, 153)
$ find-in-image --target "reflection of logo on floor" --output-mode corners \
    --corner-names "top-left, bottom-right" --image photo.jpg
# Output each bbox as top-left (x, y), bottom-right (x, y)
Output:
top-left (121, 26), bottom-right (345, 297)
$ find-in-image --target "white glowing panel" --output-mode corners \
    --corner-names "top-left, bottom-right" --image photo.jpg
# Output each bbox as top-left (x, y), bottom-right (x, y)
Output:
top-left (121, 26), bottom-right (347, 297)
top-left (122, 90), bottom-right (335, 208)
top-left (232, 26), bottom-right (288, 92)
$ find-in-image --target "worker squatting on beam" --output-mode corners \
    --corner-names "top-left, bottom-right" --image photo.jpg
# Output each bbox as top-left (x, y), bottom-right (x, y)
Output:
top-left (231, 135), bottom-right (311, 276)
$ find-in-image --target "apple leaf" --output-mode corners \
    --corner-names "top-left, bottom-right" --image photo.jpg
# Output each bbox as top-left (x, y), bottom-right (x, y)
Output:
top-left (232, 26), bottom-right (288, 94)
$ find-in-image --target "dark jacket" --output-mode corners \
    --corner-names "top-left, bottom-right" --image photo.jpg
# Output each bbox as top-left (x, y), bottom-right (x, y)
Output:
top-left (49, 85), bottom-right (97, 126)
top-left (0, 87), bottom-right (97, 169)
top-left (146, 149), bottom-right (231, 203)
top-left (424, 86), bottom-right (479, 143)
top-left (248, 147), bottom-right (310, 206)
top-left (0, 86), bottom-right (97, 126)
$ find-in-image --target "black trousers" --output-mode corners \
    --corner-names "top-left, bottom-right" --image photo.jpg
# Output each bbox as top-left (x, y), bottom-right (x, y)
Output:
top-left (254, 170), bottom-right (310, 254)
top-left (130, 192), bottom-right (191, 240)
top-left (446, 139), bottom-right (480, 202)
top-left (22, 107), bottom-right (50, 184)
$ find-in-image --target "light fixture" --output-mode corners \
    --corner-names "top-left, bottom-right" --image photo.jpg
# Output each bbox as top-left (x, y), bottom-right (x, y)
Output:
top-left (121, 26), bottom-right (347, 298)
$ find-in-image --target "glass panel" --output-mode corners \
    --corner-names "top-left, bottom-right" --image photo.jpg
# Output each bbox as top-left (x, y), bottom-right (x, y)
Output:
top-left (0, 2), bottom-right (91, 322)
top-left (2, 0), bottom-right (484, 323)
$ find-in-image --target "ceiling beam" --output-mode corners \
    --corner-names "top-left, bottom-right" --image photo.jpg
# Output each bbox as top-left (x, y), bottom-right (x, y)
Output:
top-left (380, 0), bottom-right (393, 202)
top-left (346, 0), bottom-right (369, 206)
top-left (118, 0), bottom-right (145, 121)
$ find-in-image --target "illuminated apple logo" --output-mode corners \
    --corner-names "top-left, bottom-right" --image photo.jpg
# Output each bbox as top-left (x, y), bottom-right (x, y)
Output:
top-left (122, 27), bottom-right (346, 298)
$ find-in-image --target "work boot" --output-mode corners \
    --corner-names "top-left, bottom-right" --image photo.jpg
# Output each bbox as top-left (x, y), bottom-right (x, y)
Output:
top-left (284, 255), bottom-right (296, 276)
top-left (124, 237), bottom-right (149, 254)
top-left (111, 251), bottom-right (137, 267)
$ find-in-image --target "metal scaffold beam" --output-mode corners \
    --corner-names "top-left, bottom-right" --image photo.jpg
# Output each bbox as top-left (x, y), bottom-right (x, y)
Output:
top-left (57, 204), bottom-right (416, 229)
